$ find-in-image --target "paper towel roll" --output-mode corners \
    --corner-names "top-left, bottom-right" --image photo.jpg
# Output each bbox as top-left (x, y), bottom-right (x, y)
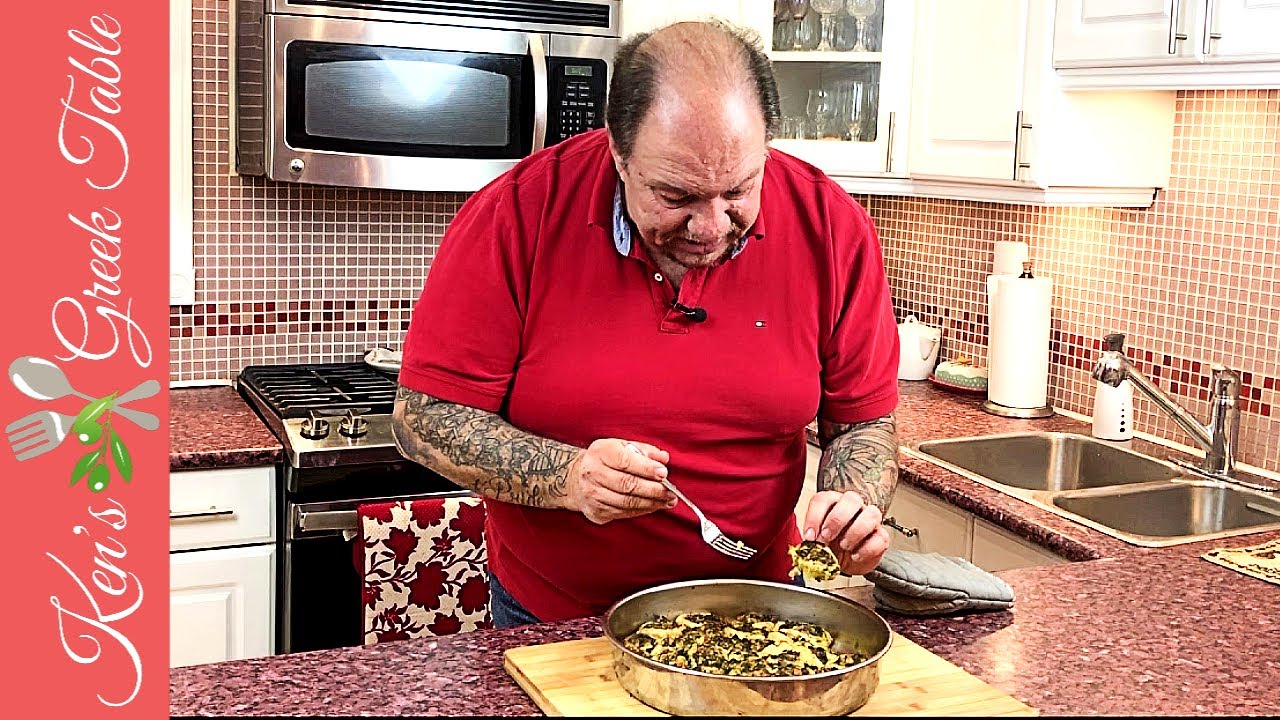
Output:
top-left (987, 274), bottom-right (1052, 409)
top-left (993, 241), bottom-right (1029, 276)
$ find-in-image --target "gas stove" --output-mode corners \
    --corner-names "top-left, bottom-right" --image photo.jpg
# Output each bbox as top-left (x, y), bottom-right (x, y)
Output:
top-left (236, 361), bottom-right (465, 655)
top-left (237, 362), bottom-right (402, 468)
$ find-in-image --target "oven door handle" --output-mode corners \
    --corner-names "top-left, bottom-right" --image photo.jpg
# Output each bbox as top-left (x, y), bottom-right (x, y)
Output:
top-left (296, 508), bottom-right (360, 533)
top-left (529, 32), bottom-right (548, 154)
top-left (292, 490), bottom-right (478, 535)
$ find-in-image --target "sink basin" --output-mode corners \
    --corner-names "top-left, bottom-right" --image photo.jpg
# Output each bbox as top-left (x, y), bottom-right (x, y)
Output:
top-left (1053, 481), bottom-right (1280, 541)
top-left (916, 432), bottom-right (1179, 491)
top-left (905, 431), bottom-right (1280, 547)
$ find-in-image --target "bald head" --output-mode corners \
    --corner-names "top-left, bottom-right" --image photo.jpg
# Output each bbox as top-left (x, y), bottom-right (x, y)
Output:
top-left (606, 21), bottom-right (780, 162)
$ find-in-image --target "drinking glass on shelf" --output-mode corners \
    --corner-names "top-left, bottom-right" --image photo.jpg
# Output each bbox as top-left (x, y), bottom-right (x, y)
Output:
top-left (846, 0), bottom-right (878, 52)
top-left (782, 115), bottom-right (806, 140)
top-left (833, 12), bottom-right (858, 52)
top-left (806, 88), bottom-right (837, 139)
top-left (836, 80), bottom-right (865, 141)
top-left (860, 81), bottom-right (879, 141)
top-left (810, 0), bottom-right (844, 52)
top-left (772, 17), bottom-right (797, 51)
top-left (794, 9), bottom-right (822, 51)
top-left (864, 2), bottom-right (884, 51)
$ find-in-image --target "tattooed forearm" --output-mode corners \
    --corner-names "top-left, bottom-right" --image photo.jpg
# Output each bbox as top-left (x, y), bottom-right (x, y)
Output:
top-left (816, 414), bottom-right (899, 509)
top-left (392, 387), bottom-right (581, 509)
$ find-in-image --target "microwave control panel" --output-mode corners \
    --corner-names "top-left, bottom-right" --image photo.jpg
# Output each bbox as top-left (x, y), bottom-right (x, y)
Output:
top-left (548, 58), bottom-right (608, 146)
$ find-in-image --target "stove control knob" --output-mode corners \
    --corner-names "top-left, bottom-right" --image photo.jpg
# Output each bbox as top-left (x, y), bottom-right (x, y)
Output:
top-left (300, 413), bottom-right (330, 440)
top-left (339, 410), bottom-right (368, 439)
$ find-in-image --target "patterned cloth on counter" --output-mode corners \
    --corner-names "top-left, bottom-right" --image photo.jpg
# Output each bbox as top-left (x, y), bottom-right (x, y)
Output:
top-left (1202, 538), bottom-right (1280, 586)
top-left (359, 496), bottom-right (492, 644)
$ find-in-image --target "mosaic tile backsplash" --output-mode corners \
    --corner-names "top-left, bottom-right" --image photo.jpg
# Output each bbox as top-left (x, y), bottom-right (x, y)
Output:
top-left (169, 2), bottom-right (1277, 471)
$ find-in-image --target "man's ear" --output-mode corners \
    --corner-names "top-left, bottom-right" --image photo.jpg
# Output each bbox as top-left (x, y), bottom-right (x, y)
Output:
top-left (606, 131), bottom-right (628, 181)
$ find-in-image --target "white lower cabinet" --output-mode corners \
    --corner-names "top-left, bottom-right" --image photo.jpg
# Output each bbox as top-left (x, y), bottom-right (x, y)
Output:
top-left (884, 483), bottom-right (971, 558)
top-left (971, 518), bottom-right (1065, 573)
top-left (170, 544), bottom-right (276, 668)
top-left (170, 466), bottom-right (277, 667)
top-left (883, 470), bottom-right (1065, 573)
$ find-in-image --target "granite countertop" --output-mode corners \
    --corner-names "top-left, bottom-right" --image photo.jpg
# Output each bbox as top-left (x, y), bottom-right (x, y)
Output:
top-left (170, 386), bottom-right (283, 471)
top-left (169, 382), bottom-right (1280, 716)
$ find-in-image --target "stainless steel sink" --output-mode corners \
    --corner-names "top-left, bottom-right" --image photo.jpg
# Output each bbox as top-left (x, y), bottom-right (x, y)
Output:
top-left (904, 431), bottom-right (1280, 547)
top-left (1053, 481), bottom-right (1280, 542)
top-left (915, 432), bottom-right (1178, 491)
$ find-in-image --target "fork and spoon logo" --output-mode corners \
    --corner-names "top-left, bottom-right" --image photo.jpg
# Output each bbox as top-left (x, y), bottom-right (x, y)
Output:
top-left (6, 356), bottom-right (158, 492)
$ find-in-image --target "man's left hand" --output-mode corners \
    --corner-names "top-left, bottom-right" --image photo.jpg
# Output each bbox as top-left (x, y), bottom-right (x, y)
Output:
top-left (801, 491), bottom-right (890, 576)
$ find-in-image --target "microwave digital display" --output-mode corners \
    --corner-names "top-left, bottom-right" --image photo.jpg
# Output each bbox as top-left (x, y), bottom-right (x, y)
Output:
top-left (564, 65), bottom-right (593, 77)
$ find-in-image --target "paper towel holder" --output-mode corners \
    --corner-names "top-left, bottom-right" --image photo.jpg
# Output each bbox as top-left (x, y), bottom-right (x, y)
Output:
top-left (982, 399), bottom-right (1054, 419)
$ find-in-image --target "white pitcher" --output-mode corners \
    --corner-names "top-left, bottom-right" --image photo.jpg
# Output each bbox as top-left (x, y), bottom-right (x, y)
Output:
top-left (897, 315), bottom-right (941, 381)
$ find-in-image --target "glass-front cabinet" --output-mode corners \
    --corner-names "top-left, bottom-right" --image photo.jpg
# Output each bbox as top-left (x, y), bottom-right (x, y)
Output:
top-left (740, 0), bottom-right (913, 179)
top-left (620, 0), bottom-right (913, 181)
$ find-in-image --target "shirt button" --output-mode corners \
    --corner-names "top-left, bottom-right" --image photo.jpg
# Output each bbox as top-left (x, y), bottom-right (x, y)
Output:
top-left (653, 272), bottom-right (663, 282)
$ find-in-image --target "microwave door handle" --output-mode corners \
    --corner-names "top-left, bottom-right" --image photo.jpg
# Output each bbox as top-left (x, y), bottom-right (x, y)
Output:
top-left (529, 32), bottom-right (548, 153)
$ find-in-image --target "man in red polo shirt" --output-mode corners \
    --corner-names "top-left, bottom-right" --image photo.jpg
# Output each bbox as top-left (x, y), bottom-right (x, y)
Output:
top-left (392, 21), bottom-right (900, 626)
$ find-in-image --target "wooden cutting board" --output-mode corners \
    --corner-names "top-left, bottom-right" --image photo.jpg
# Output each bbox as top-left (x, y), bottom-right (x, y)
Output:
top-left (504, 634), bottom-right (1036, 716)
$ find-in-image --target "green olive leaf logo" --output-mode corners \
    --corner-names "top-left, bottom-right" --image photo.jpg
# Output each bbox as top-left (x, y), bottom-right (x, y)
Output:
top-left (66, 392), bottom-right (131, 493)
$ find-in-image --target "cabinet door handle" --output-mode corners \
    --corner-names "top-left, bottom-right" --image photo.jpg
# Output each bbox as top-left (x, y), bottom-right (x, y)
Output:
top-left (1168, 0), bottom-right (1189, 54)
top-left (883, 111), bottom-right (896, 174)
top-left (883, 516), bottom-right (918, 538)
top-left (1012, 111), bottom-right (1033, 181)
top-left (170, 507), bottom-right (236, 521)
top-left (1202, 0), bottom-right (1222, 54)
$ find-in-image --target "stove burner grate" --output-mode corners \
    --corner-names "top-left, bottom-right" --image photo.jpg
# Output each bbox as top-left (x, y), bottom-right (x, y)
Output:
top-left (239, 363), bottom-right (398, 418)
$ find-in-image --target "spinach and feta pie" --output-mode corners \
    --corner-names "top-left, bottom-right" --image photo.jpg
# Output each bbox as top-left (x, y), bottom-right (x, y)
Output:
top-left (788, 540), bottom-right (842, 582)
top-left (623, 612), bottom-right (865, 677)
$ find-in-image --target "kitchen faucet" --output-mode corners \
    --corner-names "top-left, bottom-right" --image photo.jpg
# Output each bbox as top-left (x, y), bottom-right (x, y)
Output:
top-left (1092, 333), bottom-right (1242, 481)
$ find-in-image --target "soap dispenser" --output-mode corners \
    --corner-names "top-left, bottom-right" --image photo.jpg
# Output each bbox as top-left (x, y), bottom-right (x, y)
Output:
top-left (1092, 333), bottom-right (1134, 441)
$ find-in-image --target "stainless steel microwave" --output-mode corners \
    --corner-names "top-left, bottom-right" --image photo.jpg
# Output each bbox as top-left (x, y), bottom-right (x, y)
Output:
top-left (233, 0), bottom-right (619, 192)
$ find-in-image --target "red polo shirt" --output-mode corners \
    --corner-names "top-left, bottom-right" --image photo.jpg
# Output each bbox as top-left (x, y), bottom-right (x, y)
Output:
top-left (399, 129), bottom-right (898, 622)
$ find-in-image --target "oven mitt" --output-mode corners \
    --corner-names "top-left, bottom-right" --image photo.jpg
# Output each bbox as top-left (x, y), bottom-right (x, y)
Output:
top-left (864, 548), bottom-right (1014, 616)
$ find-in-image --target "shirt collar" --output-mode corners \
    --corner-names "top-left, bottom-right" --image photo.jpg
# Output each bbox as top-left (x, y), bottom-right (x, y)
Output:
top-left (608, 181), bottom-right (767, 260)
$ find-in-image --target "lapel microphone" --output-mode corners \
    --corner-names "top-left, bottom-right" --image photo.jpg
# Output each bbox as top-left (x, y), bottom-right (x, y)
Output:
top-left (672, 301), bottom-right (708, 323)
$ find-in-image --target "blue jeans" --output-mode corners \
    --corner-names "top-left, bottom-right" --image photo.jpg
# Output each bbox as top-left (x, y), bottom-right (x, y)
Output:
top-left (490, 572), bottom-right (541, 628)
top-left (489, 572), bottom-right (805, 629)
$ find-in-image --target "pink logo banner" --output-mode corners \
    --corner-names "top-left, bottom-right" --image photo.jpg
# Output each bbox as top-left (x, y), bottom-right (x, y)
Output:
top-left (6, 4), bottom-right (169, 718)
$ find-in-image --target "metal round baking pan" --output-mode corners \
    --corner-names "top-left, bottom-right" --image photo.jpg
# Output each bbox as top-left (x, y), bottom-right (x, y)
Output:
top-left (603, 579), bottom-right (892, 716)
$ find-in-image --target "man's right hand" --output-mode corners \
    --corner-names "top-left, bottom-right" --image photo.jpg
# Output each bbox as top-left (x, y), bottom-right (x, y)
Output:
top-left (564, 439), bottom-right (676, 524)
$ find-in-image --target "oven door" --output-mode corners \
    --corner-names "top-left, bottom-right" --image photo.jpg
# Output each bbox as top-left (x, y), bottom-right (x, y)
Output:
top-left (281, 488), bottom-right (474, 654)
top-left (267, 14), bottom-right (548, 192)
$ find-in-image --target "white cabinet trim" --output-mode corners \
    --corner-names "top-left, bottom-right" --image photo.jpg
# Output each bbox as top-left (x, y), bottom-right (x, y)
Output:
top-left (1058, 62), bottom-right (1280, 89)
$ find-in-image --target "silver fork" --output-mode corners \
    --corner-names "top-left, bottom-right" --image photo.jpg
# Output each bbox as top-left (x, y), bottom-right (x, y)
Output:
top-left (626, 443), bottom-right (757, 561)
top-left (6, 410), bottom-right (74, 461)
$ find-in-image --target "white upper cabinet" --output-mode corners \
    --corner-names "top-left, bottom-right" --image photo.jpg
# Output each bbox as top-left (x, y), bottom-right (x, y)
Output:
top-left (620, 0), bottom-right (748, 35)
top-left (1054, 0), bottom-right (1280, 88)
top-left (614, 1), bottom-right (1191, 206)
top-left (1054, 0), bottom-right (1189, 66)
top-left (1206, 0), bottom-right (1280, 62)
top-left (908, 0), bottom-right (1031, 181)
top-left (907, 0), bottom-right (1176, 206)
top-left (757, 0), bottom-right (915, 184)
top-left (620, 1), bottom-right (915, 187)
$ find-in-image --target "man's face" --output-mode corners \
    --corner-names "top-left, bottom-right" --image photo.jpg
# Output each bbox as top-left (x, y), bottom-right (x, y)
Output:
top-left (612, 87), bottom-right (768, 272)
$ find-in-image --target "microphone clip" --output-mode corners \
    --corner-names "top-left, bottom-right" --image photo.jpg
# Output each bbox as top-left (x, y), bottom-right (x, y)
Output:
top-left (672, 301), bottom-right (708, 323)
